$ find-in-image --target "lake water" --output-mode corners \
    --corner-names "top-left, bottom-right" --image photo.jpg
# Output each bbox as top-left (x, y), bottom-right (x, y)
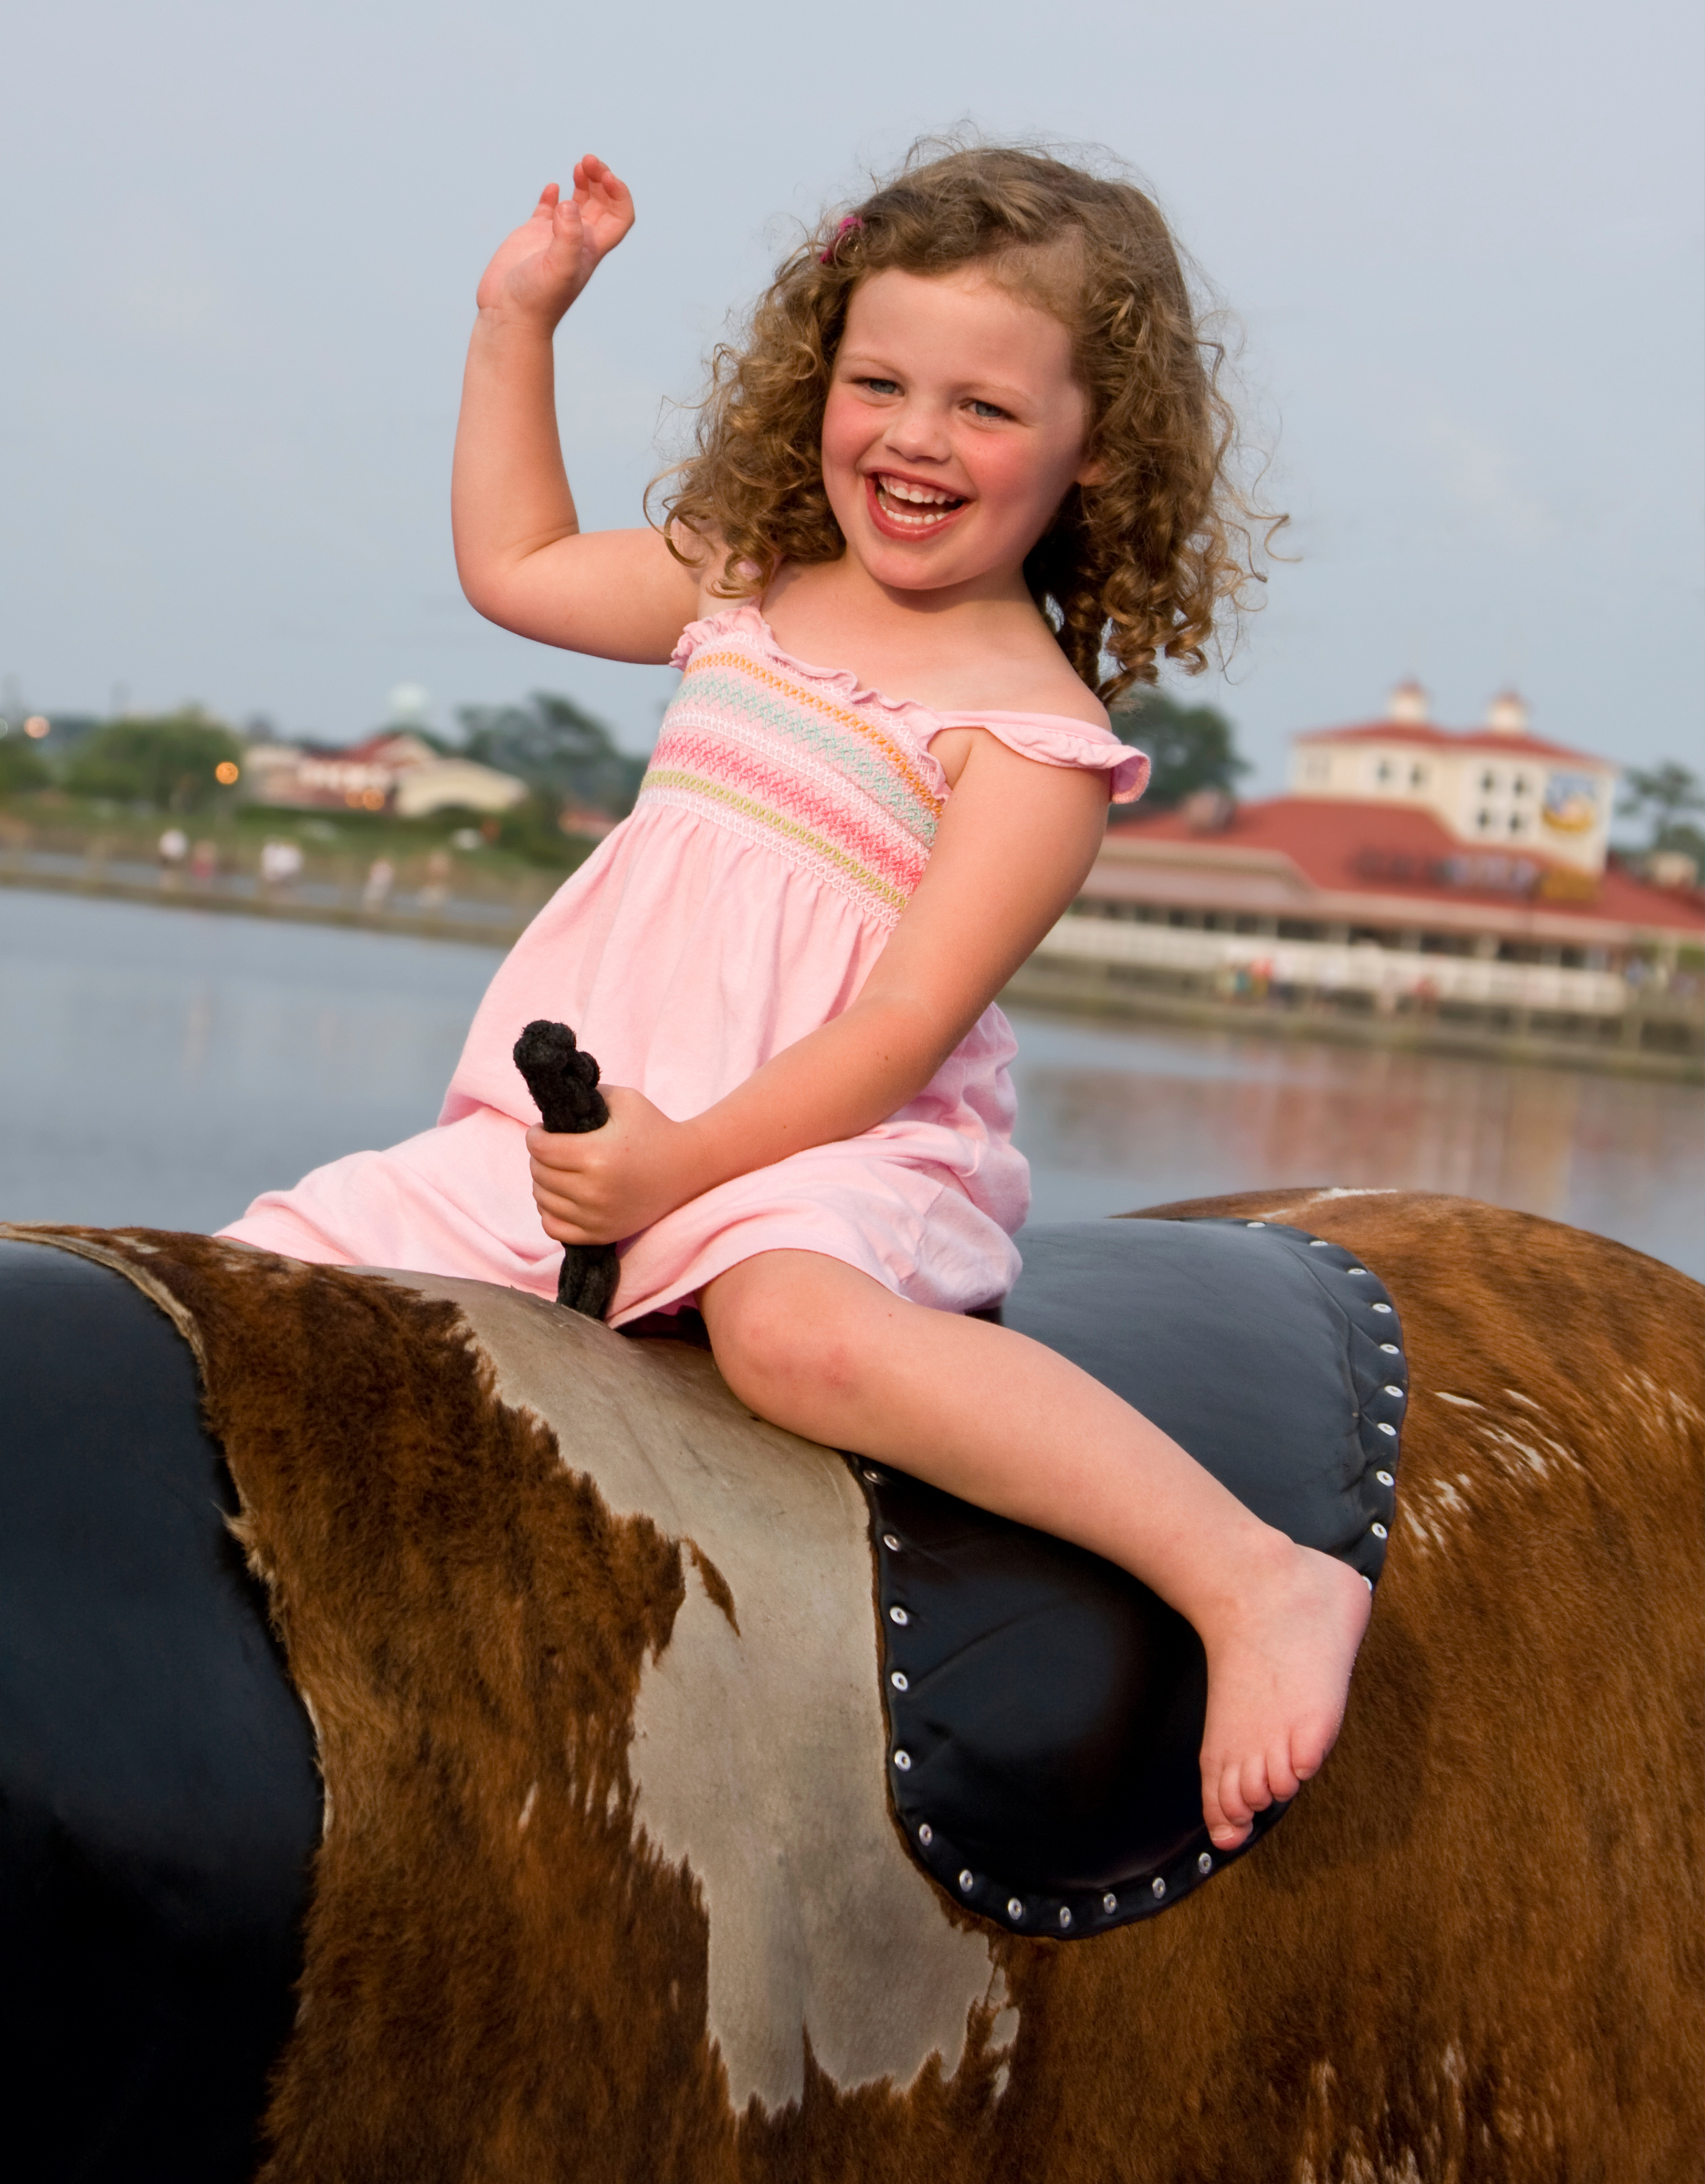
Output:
top-left (3, 889), bottom-right (1700, 1283)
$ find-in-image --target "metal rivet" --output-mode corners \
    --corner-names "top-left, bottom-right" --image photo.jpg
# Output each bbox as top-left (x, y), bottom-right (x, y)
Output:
top-left (863, 1467), bottom-right (883, 1482)
top-left (1197, 1852), bottom-right (1213, 1875)
top-left (959, 1870), bottom-right (975, 1893)
top-left (1058, 1906), bottom-right (1072, 1929)
top-left (1308, 1238), bottom-right (1331, 1247)
top-left (893, 1749), bottom-right (912, 1771)
top-left (1007, 1897), bottom-right (1025, 1920)
top-left (1377, 1421), bottom-right (1397, 1436)
top-left (1376, 1469), bottom-right (1394, 1486)
top-left (889, 1605), bottom-right (909, 1626)
top-left (1371, 1521), bottom-right (1388, 1539)
top-left (882, 1532), bottom-right (901, 1551)
top-left (1383, 1383), bottom-right (1404, 1398)
top-left (1151, 1877), bottom-right (1166, 1898)
top-left (1102, 1891), bottom-right (1118, 1913)
top-left (890, 1669), bottom-right (909, 1692)
top-left (1379, 1341), bottom-right (1400, 1354)
top-left (918, 1822), bottom-right (933, 1845)
top-left (1247, 1220), bottom-right (1267, 1227)
top-left (1346, 1267), bottom-right (1370, 1276)
top-left (1372, 1303), bottom-right (1393, 1315)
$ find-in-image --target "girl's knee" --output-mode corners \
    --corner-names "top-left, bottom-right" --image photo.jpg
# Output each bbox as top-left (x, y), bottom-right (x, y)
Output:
top-left (706, 1268), bottom-right (867, 1416)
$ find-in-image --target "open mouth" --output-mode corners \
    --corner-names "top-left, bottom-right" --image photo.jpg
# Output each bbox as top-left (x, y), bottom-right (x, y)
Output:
top-left (868, 474), bottom-right (967, 532)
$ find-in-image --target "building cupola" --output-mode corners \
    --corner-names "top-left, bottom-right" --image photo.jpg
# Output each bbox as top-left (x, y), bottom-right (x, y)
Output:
top-left (1485, 689), bottom-right (1530, 736)
top-left (1386, 679), bottom-right (1429, 725)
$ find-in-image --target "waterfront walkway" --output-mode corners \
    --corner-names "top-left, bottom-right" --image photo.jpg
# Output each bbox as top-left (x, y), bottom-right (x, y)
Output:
top-left (4, 842), bottom-right (1699, 1082)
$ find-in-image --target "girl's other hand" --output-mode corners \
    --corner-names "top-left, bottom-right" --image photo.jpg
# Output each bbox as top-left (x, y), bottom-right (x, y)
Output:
top-left (475, 155), bottom-right (635, 330)
top-left (526, 1085), bottom-right (702, 1246)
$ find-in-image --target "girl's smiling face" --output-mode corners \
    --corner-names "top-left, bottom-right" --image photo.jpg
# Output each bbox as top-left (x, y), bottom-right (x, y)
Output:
top-left (821, 265), bottom-right (1096, 597)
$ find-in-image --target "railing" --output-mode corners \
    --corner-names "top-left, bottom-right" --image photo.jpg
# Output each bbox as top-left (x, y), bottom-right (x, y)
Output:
top-left (1014, 907), bottom-right (1704, 1067)
top-left (1035, 914), bottom-right (1632, 1015)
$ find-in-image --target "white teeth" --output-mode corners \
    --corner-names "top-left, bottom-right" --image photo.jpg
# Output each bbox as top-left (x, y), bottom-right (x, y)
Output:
top-left (872, 476), bottom-right (963, 529)
top-left (880, 476), bottom-right (957, 506)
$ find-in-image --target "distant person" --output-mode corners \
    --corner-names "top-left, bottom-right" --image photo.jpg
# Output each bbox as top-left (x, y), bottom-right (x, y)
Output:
top-left (419, 847), bottom-right (452, 909)
top-left (156, 827), bottom-right (188, 887)
top-left (188, 839), bottom-right (219, 885)
top-left (259, 838), bottom-right (303, 890)
top-left (361, 855), bottom-right (394, 911)
top-left (223, 144), bottom-right (1366, 1851)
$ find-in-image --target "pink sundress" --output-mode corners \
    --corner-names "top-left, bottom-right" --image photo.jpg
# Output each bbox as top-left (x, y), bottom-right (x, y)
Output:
top-left (220, 603), bottom-right (1149, 1325)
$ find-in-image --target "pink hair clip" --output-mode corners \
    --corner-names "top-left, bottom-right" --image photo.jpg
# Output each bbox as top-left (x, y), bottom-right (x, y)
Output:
top-left (820, 214), bottom-right (863, 266)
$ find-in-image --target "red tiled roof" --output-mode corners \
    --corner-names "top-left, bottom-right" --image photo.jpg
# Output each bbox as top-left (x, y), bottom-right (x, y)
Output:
top-left (1102, 796), bottom-right (1705, 936)
top-left (1294, 720), bottom-right (1606, 766)
top-left (337, 733), bottom-right (433, 765)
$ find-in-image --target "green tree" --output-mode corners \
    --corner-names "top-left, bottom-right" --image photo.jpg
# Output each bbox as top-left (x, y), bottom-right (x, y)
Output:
top-left (1108, 688), bottom-right (1249, 814)
top-left (0, 733), bottom-right (51, 793)
top-left (457, 692), bottom-right (647, 817)
top-left (1618, 761), bottom-right (1704, 855)
top-left (66, 709), bottom-right (244, 812)
top-left (488, 790), bottom-right (599, 869)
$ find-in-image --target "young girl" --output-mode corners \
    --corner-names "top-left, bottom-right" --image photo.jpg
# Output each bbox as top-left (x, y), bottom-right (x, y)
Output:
top-left (225, 143), bottom-right (1369, 1851)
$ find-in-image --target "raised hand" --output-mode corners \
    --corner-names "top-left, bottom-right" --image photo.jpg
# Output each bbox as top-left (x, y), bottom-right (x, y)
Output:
top-left (475, 155), bottom-right (635, 329)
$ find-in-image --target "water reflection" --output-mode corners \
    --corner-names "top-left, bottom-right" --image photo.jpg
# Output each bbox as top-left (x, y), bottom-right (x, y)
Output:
top-left (1, 892), bottom-right (1699, 1284)
top-left (1010, 1016), bottom-right (1703, 1281)
top-left (0, 891), bottom-right (499, 1234)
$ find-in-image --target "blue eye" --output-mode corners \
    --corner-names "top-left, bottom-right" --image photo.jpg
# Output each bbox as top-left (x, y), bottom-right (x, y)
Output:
top-left (862, 377), bottom-right (901, 396)
top-left (969, 400), bottom-right (1007, 420)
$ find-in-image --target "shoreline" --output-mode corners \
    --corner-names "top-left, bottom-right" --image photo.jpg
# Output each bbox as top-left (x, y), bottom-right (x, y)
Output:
top-left (1001, 961), bottom-right (1703, 1084)
top-left (7, 859), bottom-right (1700, 1085)
top-left (0, 855), bottom-right (531, 950)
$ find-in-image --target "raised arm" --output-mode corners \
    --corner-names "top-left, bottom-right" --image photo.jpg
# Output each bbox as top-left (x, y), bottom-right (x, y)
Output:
top-left (451, 156), bottom-right (702, 662)
top-left (528, 734), bottom-right (1109, 1243)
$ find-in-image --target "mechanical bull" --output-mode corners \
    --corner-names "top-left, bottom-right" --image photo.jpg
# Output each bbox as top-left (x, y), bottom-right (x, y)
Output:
top-left (2, 1190), bottom-right (1702, 2183)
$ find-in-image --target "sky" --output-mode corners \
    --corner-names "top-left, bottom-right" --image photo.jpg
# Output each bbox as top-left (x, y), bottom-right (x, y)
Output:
top-left (2, 0), bottom-right (1700, 795)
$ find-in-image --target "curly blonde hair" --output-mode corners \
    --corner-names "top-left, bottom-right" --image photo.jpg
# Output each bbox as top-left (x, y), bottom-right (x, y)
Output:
top-left (657, 141), bottom-right (1280, 705)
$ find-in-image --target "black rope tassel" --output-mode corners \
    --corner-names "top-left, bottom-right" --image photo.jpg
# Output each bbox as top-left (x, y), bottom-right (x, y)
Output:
top-left (512, 1020), bottom-right (621, 1321)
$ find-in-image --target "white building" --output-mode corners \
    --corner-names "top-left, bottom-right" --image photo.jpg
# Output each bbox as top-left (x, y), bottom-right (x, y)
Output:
top-left (1288, 683), bottom-right (1617, 881)
top-left (245, 732), bottom-right (528, 818)
top-left (1010, 682), bottom-right (1703, 1060)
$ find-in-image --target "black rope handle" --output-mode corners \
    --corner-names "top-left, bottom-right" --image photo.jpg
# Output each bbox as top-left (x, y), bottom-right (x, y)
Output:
top-left (512, 1020), bottom-right (620, 1320)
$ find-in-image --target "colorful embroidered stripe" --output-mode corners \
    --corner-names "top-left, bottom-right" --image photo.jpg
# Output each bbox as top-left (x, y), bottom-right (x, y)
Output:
top-left (675, 667), bottom-right (939, 841)
top-left (648, 727), bottom-right (924, 874)
top-left (637, 632), bottom-right (946, 923)
top-left (641, 771), bottom-right (912, 918)
top-left (678, 648), bottom-right (944, 828)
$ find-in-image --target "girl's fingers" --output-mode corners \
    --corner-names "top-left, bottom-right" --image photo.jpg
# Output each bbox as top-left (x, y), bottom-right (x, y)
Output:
top-left (530, 1170), bottom-right (590, 1210)
top-left (541, 1215), bottom-right (606, 1246)
top-left (528, 1138), bottom-right (592, 1175)
top-left (571, 152), bottom-right (634, 236)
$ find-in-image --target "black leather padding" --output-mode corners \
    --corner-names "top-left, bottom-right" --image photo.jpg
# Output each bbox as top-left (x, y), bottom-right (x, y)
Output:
top-left (0, 1240), bottom-right (322, 2183)
top-left (856, 1216), bottom-right (1406, 1939)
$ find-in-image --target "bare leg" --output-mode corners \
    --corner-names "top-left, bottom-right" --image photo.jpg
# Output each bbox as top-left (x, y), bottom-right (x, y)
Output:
top-left (701, 1250), bottom-right (1371, 1850)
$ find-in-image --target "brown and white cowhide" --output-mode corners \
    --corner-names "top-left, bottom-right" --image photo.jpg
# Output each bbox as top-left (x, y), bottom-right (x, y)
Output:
top-left (22, 1189), bottom-right (1705, 2183)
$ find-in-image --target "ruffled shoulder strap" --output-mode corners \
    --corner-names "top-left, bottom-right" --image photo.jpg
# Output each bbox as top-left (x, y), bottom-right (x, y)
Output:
top-left (927, 710), bottom-right (1151, 804)
top-left (668, 601), bottom-right (757, 673)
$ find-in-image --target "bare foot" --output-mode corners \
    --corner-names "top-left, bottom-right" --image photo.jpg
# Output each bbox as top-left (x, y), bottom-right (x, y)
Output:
top-left (1195, 1540), bottom-right (1372, 1852)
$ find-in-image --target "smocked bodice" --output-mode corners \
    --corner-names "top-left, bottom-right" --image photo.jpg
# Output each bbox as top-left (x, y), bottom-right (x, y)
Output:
top-left (637, 603), bottom-right (1147, 929)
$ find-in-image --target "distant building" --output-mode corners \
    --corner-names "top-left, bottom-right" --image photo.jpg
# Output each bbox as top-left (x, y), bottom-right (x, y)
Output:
top-left (245, 732), bottom-right (529, 819)
top-left (1287, 682), bottom-right (1615, 889)
top-left (1023, 685), bottom-right (1704, 1057)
